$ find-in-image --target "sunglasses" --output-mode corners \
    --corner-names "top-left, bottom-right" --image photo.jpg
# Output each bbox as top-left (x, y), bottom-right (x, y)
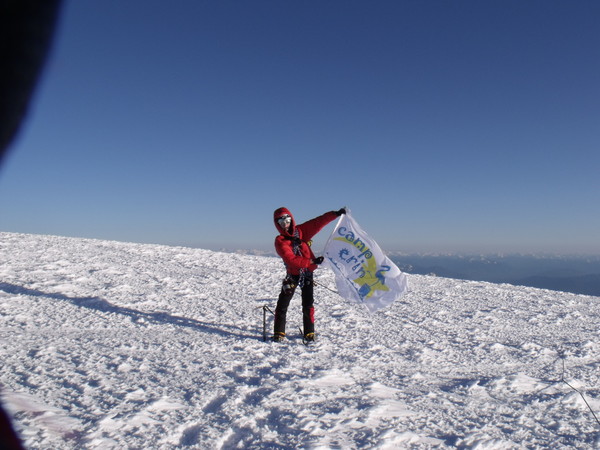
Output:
top-left (277, 215), bottom-right (291, 226)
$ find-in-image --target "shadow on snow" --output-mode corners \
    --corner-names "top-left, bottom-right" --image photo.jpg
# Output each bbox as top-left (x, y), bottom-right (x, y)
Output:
top-left (0, 282), bottom-right (257, 340)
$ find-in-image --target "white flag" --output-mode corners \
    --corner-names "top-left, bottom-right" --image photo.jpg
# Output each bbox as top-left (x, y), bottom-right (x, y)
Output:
top-left (322, 210), bottom-right (408, 313)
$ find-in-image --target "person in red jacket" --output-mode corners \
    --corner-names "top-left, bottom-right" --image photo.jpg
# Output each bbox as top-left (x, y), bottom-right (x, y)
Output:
top-left (272, 206), bottom-right (346, 342)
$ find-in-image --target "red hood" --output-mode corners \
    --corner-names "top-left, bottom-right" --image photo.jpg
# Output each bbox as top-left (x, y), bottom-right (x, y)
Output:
top-left (274, 207), bottom-right (296, 236)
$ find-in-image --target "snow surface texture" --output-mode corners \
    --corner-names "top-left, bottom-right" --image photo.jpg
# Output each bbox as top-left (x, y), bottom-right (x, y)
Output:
top-left (1, 231), bottom-right (599, 449)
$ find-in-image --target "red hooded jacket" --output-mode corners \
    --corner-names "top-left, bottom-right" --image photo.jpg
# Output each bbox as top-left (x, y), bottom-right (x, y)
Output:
top-left (274, 207), bottom-right (338, 275)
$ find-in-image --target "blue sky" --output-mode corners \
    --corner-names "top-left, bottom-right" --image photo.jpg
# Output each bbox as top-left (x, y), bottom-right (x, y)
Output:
top-left (1, 1), bottom-right (598, 254)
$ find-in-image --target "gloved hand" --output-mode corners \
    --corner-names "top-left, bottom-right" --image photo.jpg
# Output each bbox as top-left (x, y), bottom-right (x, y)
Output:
top-left (335, 208), bottom-right (346, 216)
top-left (312, 256), bottom-right (324, 265)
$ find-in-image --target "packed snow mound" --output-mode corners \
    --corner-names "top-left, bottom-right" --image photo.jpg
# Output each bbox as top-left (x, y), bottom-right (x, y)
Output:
top-left (1, 231), bottom-right (599, 449)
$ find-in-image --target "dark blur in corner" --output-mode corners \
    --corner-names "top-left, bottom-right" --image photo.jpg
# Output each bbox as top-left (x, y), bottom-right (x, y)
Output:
top-left (0, 0), bottom-right (63, 167)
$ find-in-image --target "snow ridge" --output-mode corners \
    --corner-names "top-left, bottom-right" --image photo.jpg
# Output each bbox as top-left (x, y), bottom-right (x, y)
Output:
top-left (1, 232), bottom-right (599, 448)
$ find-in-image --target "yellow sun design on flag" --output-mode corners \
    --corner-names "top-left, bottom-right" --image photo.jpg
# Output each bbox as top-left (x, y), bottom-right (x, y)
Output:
top-left (354, 256), bottom-right (389, 299)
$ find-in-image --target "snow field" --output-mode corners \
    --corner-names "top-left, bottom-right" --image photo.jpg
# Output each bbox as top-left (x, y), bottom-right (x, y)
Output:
top-left (1, 231), bottom-right (599, 449)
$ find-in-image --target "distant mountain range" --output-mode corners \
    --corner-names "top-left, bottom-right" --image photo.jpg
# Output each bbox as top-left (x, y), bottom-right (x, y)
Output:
top-left (388, 253), bottom-right (600, 297)
top-left (234, 249), bottom-right (600, 297)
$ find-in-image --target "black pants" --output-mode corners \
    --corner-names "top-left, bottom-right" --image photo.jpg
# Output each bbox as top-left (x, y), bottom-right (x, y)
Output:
top-left (274, 273), bottom-right (314, 336)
